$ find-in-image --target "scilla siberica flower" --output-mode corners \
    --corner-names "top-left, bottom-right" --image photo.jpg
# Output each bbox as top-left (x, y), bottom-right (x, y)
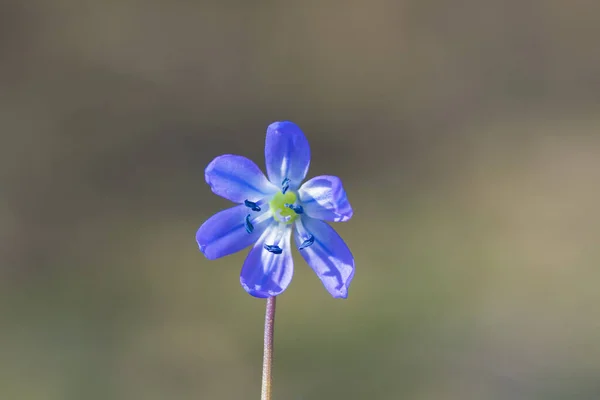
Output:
top-left (196, 121), bottom-right (354, 298)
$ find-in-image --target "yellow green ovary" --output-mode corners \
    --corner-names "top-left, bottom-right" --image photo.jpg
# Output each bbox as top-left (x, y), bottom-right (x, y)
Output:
top-left (269, 191), bottom-right (299, 224)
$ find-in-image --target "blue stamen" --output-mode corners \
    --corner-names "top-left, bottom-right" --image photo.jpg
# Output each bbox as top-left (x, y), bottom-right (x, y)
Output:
top-left (299, 234), bottom-right (314, 250)
top-left (285, 203), bottom-right (304, 214)
top-left (281, 178), bottom-right (290, 194)
top-left (244, 214), bottom-right (254, 233)
top-left (244, 199), bottom-right (261, 212)
top-left (264, 244), bottom-right (283, 254)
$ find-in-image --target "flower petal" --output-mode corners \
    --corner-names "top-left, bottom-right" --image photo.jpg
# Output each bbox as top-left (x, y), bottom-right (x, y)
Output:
top-left (196, 205), bottom-right (272, 260)
top-left (205, 154), bottom-right (278, 203)
top-left (298, 176), bottom-right (353, 222)
top-left (294, 217), bottom-right (354, 298)
top-left (240, 224), bottom-right (293, 298)
top-left (265, 121), bottom-right (311, 190)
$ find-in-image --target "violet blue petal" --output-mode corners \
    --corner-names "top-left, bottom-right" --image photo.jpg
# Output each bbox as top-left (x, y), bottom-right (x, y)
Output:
top-left (205, 154), bottom-right (278, 203)
top-left (240, 224), bottom-right (293, 298)
top-left (294, 217), bottom-right (354, 298)
top-left (196, 205), bottom-right (271, 260)
top-left (264, 121), bottom-right (311, 190)
top-left (298, 175), bottom-right (353, 222)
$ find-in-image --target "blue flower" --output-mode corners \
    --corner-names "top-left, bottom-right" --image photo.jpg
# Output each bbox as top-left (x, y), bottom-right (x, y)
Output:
top-left (196, 121), bottom-right (354, 298)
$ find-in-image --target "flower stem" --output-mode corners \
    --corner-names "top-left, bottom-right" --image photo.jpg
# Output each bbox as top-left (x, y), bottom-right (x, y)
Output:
top-left (261, 296), bottom-right (276, 400)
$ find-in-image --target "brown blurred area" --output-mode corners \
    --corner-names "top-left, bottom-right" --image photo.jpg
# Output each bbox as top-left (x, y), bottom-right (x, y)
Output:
top-left (1, 1), bottom-right (600, 399)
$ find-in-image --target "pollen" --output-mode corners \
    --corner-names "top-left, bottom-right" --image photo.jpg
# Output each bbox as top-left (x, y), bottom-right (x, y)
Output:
top-left (269, 191), bottom-right (299, 224)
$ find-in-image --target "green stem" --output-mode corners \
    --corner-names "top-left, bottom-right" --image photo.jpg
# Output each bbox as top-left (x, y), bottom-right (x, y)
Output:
top-left (261, 296), bottom-right (276, 400)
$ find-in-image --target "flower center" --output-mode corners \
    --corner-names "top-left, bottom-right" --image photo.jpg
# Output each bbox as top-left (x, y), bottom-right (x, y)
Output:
top-left (269, 191), bottom-right (300, 224)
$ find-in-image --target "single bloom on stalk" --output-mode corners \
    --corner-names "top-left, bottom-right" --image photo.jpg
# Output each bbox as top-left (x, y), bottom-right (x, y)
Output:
top-left (196, 121), bottom-right (354, 298)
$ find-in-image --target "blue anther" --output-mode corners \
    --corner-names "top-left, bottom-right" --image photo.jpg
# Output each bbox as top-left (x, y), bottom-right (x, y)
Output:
top-left (281, 178), bottom-right (290, 194)
top-left (264, 244), bottom-right (283, 254)
top-left (244, 199), bottom-right (261, 212)
top-left (285, 203), bottom-right (304, 214)
top-left (244, 214), bottom-right (254, 233)
top-left (299, 234), bottom-right (315, 250)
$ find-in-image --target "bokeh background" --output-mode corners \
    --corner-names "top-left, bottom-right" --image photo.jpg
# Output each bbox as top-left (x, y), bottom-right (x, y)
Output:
top-left (2, 1), bottom-right (600, 399)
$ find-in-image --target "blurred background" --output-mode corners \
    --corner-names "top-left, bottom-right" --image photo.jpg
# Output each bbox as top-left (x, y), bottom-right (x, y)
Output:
top-left (1, 1), bottom-right (599, 399)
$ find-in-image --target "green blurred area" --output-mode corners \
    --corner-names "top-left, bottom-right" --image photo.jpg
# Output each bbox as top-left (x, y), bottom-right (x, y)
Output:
top-left (1, 1), bottom-right (600, 399)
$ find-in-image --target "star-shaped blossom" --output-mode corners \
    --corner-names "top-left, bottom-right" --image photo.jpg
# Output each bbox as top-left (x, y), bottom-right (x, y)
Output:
top-left (196, 121), bottom-right (354, 298)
